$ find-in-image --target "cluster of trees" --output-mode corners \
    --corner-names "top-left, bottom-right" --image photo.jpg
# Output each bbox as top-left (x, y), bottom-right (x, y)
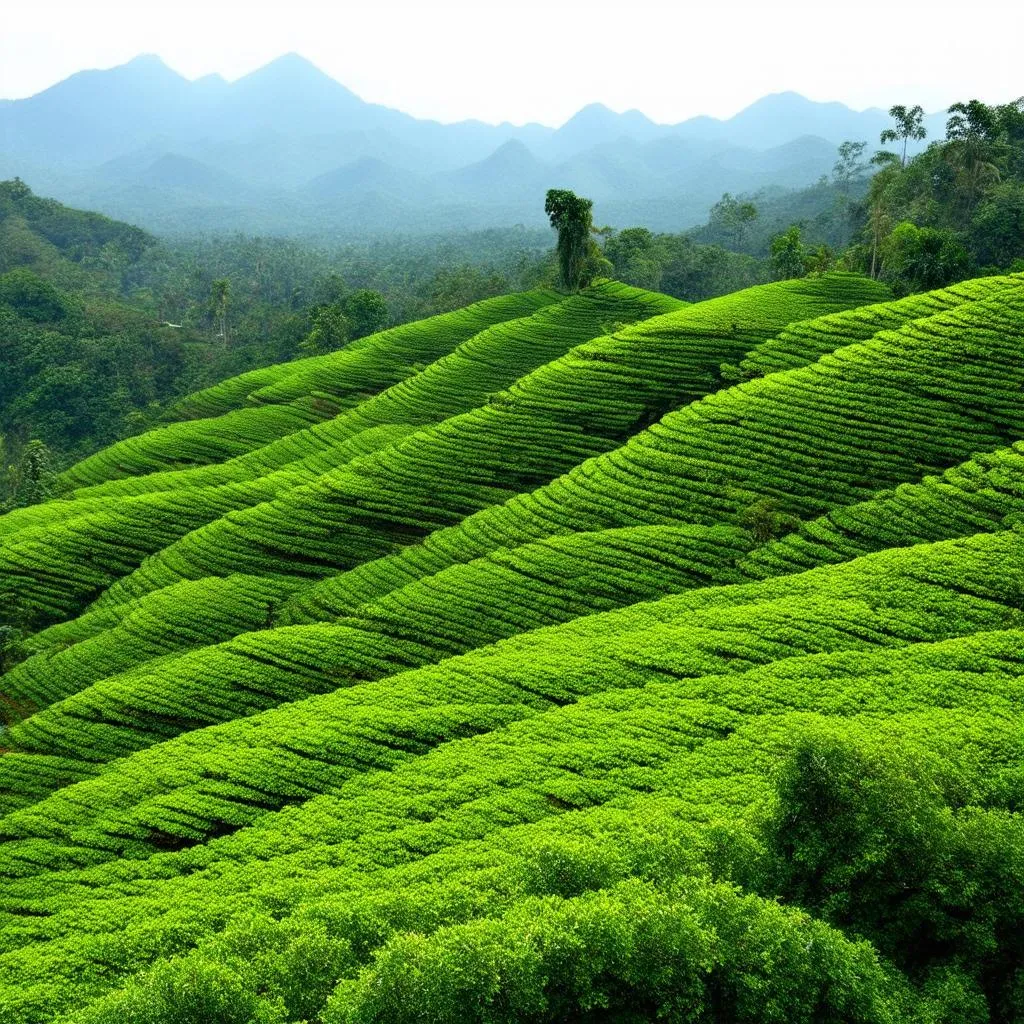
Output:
top-left (544, 188), bottom-right (766, 299)
top-left (857, 97), bottom-right (1024, 292)
top-left (713, 97), bottom-right (1024, 294)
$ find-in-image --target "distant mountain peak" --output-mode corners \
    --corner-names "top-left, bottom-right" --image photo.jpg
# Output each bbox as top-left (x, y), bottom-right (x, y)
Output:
top-left (124, 53), bottom-right (169, 68)
top-left (236, 52), bottom-right (341, 85)
top-left (479, 138), bottom-right (542, 170)
top-left (108, 53), bottom-right (185, 82)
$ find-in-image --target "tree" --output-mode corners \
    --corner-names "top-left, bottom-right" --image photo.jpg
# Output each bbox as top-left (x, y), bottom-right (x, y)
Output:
top-left (17, 439), bottom-right (53, 506)
top-left (880, 221), bottom-right (971, 295)
top-left (867, 198), bottom-right (891, 279)
top-left (544, 189), bottom-right (604, 292)
top-left (944, 100), bottom-right (1006, 219)
top-left (971, 181), bottom-right (1024, 267)
top-left (0, 176), bottom-right (32, 202)
top-left (342, 289), bottom-right (388, 340)
top-left (300, 304), bottom-right (350, 355)
top-left (766, 731), bottom-right (1024, 1019)
top-left (603, 227), bottom-right (663, 289)
top-left (769, 225), bottom-right (808, 280)
top-left (832, 141), bottom-right (868, 194)
top-left (709, 193), bottom-right (759, 250)
top-left (879, 104), bottom-right (927, 168)
top-left (210, 278), bottom-right (231, 346)
top-left (739, 497), bottom-right (799, 543)
top-left (0, 269), bottom-right (67, 322)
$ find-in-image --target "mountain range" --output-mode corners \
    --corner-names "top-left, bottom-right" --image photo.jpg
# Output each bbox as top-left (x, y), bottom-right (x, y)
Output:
top-left (0, 54), bottom-right (946, 236)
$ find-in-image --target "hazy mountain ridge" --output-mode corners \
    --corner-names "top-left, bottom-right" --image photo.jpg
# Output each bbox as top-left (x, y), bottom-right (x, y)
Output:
top-left (0, 54), bottom-right (945, 236)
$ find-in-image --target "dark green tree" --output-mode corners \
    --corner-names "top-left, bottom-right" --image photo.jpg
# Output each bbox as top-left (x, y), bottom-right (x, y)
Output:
top-left (0, 269), bottom-right (67, 322)
top-left (603, 227), bottom-right (663, 289)
top-left (879, 104), bottom-right (927, 168)
top-left (769, 225), bottom-right (809, 280)
top-left (300, 304), bottom-right (351, 355)
top-left (881, 221), bottom-right (971, 294)
top-left (17, 439), bottom-right (53, 506)
top-left (342, 289), bottom-right (388, 339)
top-left (544, 189), bottom-right (603, 292)
top-left (944, 100), bottom-right (1007, 220)
top-left (766, 731), bottom-right (1024, 1021)
top-left (709, 193), bottom-right (759, 250)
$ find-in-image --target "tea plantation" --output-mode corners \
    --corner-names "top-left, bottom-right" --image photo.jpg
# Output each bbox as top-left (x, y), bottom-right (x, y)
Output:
top-left (2, 271), bottom-right (1023, 1024)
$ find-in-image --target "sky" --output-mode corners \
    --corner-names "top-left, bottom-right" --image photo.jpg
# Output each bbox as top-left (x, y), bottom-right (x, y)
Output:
top-left (2, 0), bottom-right (1022, 126)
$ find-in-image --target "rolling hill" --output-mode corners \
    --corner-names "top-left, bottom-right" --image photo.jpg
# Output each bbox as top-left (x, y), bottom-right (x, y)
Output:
top-left (1, 269), bottom-right (1023, 1024)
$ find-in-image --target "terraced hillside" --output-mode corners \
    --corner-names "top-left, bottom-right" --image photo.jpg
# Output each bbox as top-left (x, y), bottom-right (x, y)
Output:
top-left (2, 271), bottom-right (1024, 1024)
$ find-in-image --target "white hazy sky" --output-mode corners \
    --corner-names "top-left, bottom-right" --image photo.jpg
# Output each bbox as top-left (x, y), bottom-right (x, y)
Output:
top-left (2, 0), bottom-right (1022, 126)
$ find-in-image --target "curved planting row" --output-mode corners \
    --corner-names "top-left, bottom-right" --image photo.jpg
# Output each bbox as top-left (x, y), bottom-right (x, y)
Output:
top-left (0, 574), bottom-right (305, 743)
top-left (57, 290), bottom-right (558, 490)
top-left (0, 530), bottom-right (1021, 1023)
top-left (737, 273), bottom-right (1021, 378)
top-left (63, 283), bottom-right (669, 504)
top-left (0, 287), bottom-right (670, 627)
top-left (55, 404), bottom-right (318, 492)
top-left (303, 278), bottom-right (1024, 617)
top-left (0, 525), bottom-right (750, 804)
top-left (92, 274), bottom-right (886, 610)
top-left (0, 425), bottom-right (414, 627)
top-left (742, 440), bottom-right (1024, 579)
top-left (0, 527), bottom-right (1018, 872)
top-left (20, 433), bottom-right (1024, 794)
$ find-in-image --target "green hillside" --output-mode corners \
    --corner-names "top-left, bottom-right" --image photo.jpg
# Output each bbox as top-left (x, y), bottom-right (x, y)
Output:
top-left (2, 269), bottom-right (1024, 1024)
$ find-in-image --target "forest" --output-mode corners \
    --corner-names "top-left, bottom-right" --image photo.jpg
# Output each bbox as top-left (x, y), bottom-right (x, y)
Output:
top-left (1, 86), bottom-right (1024, 1024)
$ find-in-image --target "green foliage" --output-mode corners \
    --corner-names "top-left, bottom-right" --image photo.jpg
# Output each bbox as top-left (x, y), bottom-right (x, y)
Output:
top-left (849, 97), bottom-right (1024, 291)
top-left (769, 225), bottom-right (809, 280)
top-left (300, 303), bottom-right (351, 355)
top-left (0, 269), bottom-right (68, 322)
top-left (879, 104), bottom-right (928, 167)
top-left (833, 141), bottom-right (869, 193)
top-left (603, 225), bottom-right (768, 299)
top-left (325, 879), bottom-right (903, 1024)
top-left (767, 730), bottom-right (1024, 1018)
top-left (300, 290), bottom-right (389, 355)
top-left (880, 222), bottom-right (971, 295)
top-left (544, 189), bottom-right (605, 292)
top-left (708, 192), bottom-right (759, 249)
top-left (739, 497), bottom-right (800, 544)
top-left (342, 289), bottom-right (389, 340)
top-left (77, 957), bottom-right (286, 1024)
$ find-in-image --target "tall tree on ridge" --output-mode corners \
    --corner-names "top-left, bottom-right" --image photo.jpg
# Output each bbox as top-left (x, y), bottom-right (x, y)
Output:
top-left (880, 105), bottom-right (927, 168)
top-left (545, 189), bottom-right (599, 292)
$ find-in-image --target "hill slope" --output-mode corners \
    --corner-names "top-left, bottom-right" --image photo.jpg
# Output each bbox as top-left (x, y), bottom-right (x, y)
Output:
top-left (1, 271), bottom-right (1023, 1024)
